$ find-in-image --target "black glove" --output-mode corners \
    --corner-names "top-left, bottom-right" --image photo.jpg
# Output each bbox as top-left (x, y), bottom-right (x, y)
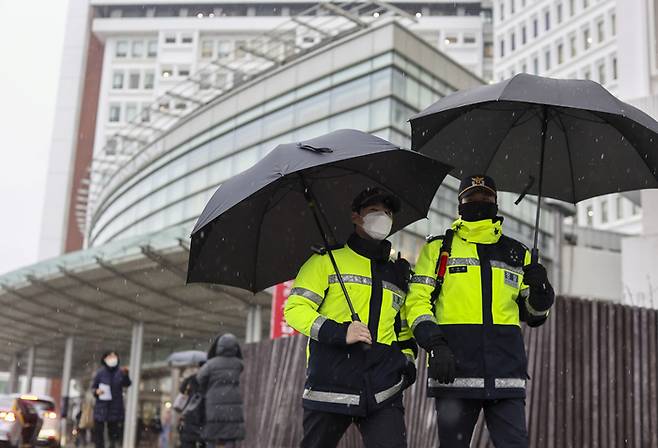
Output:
top-left (428, 339), bottom-right (456, 384)
top-left (403, 361), bottom-right (417, 387)
top-left (393, 253), bottom-right (412, 293)
top-left (523, 263), bottom-right (554, 313)
top-left (523, 263), bottom-right (549, 291)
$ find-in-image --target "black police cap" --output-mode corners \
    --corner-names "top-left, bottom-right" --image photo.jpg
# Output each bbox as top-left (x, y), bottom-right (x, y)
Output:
top-left (351, 187), bottom-right (401, 214)
top-left (458, 175), bottom-right (497, 200)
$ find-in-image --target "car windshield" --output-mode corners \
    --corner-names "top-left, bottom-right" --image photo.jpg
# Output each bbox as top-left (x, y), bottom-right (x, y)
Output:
top-left (25, 400), bottom-right (55, 413)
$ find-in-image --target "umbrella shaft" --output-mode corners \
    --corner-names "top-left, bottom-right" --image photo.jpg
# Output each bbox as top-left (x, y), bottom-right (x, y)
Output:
top-left (532, 106), bottom-right (548, 263)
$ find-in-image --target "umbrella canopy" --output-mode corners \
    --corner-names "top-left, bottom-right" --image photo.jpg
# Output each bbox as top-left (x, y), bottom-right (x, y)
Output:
top-left (410, 73), bottom-right (658, 203)
top-left (166, 350), bottom-right (207, 367)
top-left (187, 129), bottom-right (452, 293)
top-left (410, 73), bottom-right (658, 259)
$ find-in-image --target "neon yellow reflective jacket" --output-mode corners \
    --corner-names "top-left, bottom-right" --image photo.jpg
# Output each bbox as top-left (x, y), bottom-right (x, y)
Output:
top-left (406, 218), bottom-right (552, 400)
top-left (284, 234), bottom-right (416, 416)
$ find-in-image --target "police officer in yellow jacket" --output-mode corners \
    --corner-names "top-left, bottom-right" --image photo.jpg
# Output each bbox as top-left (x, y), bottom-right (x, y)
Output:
top-left (405, 175), bottom-right (555, 448)
top-left (284, 187), bottom-right (417, 448)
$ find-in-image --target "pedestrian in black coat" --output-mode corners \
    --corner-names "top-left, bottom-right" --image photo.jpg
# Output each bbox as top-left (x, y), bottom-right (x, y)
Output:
top-left (91, 351), bottom-right (131, 448)
top-left (197, 334), bottom-right (245, 448)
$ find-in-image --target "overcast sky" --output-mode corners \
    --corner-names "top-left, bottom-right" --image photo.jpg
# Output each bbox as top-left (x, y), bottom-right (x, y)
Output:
top-left (0, 0), bottom-right (69, 274)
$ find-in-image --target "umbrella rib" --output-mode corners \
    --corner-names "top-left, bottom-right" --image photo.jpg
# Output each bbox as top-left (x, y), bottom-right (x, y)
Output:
top-left (554, 111), bottom-right (578, 204)
top-left (483, 105), bottom-right (534, 175)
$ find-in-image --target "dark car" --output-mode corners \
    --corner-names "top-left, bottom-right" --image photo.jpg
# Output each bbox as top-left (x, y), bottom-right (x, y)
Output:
top-left (14, 396), bottom-right (59, 448)
top-left (0, 395), bottom-right (43, 448)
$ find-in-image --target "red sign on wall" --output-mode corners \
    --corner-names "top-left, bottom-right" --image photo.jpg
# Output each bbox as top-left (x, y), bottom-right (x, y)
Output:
top-left (270, 281), bottom-right (298, 339)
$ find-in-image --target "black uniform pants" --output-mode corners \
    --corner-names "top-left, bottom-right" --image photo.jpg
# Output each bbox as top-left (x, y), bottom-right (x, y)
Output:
top-left (93, 420), bottom-right (122, 448)
top-left (435, 398), bottom-right (528, 448)
top-left (301, 403), bottom-right (407, 448)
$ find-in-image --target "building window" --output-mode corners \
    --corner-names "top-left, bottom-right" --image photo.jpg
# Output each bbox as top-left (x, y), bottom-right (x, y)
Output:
top-left (612, 56), bottom-right (618, 79)
top-left (178, 67), bottom-right (190, 77)
top-left (201, 40), bottom-right (214, 58)
top-left (115, 41), bottom-right (128, 58)
top-left (557, 43), bottom-right (564, 64)
top-left (164, 34), bottom-right (176, 44)
top-left (147, 40), bottom-right (158, 57)
top-left (521, 62), bottom-right (527, 72)
top-left (597, 19), bottom-right (605, 42)
top-left (583, 0), bottom-right (589, 9)
top-left (598, 62), bottom-right (606, 84)
top-left (144, 71), bottom-right (154, 89)
top-left (125, 103), bottom-right (138, 122)
top-left (583, 68), bottom-right (591, 80)
top-left (161, 67), bottom-right (173, 78)
top-left (557, 3), bottom-right (563, 23)
top-left (445, 35), bottom-right (458, 45)
top-left (112, 71), bottom-right (124, 89)
top-left (611, 12), bottom-right (616, 35)
top-left (175, 102), bottom-right (187, 111)
top-left (522, 25), bottom-right (527, 45)
top-left (141, 106), bottom-right (151, 123)
top-left (586, 205), bottom-right (593, 226)
top-left (181, 34), bottom-right (194, 44)
top-left (533, 56), bottom-right (539, 74)
top-left (569, 34), bottom-right (577, 58)
top-left (545, 49), bottom-right (551, 70)
top-left (109, 104), bottom-right (121, 122)
top-left (533, 17), bottom-right (539, 37)
top-left (500, 39), bottom-right (505, 57)
top-left (217, 41), bottom-right (231, 58)
top-left (511, 32), bottom-right (516, 51)
top-left (484, 42), bottom-right (493, 57)
top-left (464, 34), bottom-right (477, 44)
top-left (601, 200), bottom-right (608, 223)
top-left (235, 40), bottom-right (247, 58)
top-left (199, 72), bottom-right (212, 90)
top-left (500, 2), bottom-right (504, 21)
top-left (132, 41), bottom-right (144, 58)
top-left (583, 28), bottom-right (591, 50)
top-left (545, 11), bottom-right (551, 31)
top-left (569, 0), bottom-right (575, 16)
top-left (616, 196), bottom-right (623, 219)
top-left (129, 72), bottom-right (140, 89)
top-left (632, 203), bottom-right (640, 215)
top-left (510, 0), bottom-right (515, 15)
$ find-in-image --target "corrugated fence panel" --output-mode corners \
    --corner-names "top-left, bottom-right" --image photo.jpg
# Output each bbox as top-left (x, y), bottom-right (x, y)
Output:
top-left (236, 297), bottom-right (658, 447)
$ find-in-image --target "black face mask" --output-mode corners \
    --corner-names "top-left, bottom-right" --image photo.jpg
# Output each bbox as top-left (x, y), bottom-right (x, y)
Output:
top-left (458, 201), bottom-right (498, 221)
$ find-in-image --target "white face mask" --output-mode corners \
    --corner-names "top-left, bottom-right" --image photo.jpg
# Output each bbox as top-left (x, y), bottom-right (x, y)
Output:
top-left (105, 357), bottom-right (118, 368)
top-left (361, 211), bottom-right (393, 240)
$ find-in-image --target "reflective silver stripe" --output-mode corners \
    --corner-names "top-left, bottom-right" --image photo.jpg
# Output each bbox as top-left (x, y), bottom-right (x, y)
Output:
top-left (405, 354), bottom-right (415, 364)
top-left (400, 319), bottom-right (409, 329)
top-left (495, 378), bottom-right (526, 389)
top-left (328, 274), bottom-right (371, 285)
top-left (525, 299), bottom-right (550, 317)
top-left (290, 287), bottom-right (324, 306)
top-left (447, 258), bottom-right (480, 266)
top-left (382, 281), bottom-right (406, 300)
top-left (411, 314), bottom-right (437, 331)
top-left (309, 315), bottom-right (328, 341)
top-left (428, 377), bottom-right (485, 388)
top-left (519, 288), bottom-right (530, 299)
top-left (490, 261), bottom-right (524, 275)
top-left (410, 275), bottom-right (436, 286)
top-left (303, 389), bottom-right (360, 406)
top-left (375, 377), bottom-right (406, 403)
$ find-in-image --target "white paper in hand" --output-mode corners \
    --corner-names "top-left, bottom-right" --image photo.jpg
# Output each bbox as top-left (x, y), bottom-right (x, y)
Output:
top-left (98, 383), bottom-right (112, 401)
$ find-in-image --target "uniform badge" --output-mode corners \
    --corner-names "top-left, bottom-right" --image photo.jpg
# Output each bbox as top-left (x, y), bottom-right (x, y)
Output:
top-left (504, 271), bottom-right (519, 287)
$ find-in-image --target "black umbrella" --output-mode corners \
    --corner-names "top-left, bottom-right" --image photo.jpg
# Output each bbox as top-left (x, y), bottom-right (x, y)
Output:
top-left (187, 129), bottom-right (452, 321)
top-left (410, 73), bottom-right (658, 262)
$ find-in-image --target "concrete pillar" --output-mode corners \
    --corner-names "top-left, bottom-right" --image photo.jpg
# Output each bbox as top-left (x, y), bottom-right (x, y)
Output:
top-left (245, 304), bottom-right (263, 343)
top-left (123, 321), bottom-right (144, 448)
top-left (24, 346), bottom-right (35, 393)
top-left (552, 209), bottom-right (563, 295)
top-left (7, 354), bottom-right (19, 394)
top-left (60, 336), bottom-right (74, 445)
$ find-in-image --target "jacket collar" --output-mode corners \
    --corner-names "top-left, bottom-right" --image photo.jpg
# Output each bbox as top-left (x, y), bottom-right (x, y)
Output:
top-left (347, 233), bottom-right (391, 262)
top-left (452, 218), bottom-right (503, 244)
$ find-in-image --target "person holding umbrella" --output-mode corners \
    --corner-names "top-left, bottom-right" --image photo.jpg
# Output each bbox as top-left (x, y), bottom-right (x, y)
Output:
top-left (405, 175), bottom-right (555, 448)
top-left (284, 187), bottom-right (418, 448)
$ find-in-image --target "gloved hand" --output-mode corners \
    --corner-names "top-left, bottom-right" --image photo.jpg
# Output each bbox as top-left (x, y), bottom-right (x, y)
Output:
top-left (523, 263), bottom-right (549, 291)
top-left (428, 339), bottom-right (456, 384)
top-left (403, 361), bottom-right (417, 387)
top-left (393, 253), bottom-right (412, 292)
